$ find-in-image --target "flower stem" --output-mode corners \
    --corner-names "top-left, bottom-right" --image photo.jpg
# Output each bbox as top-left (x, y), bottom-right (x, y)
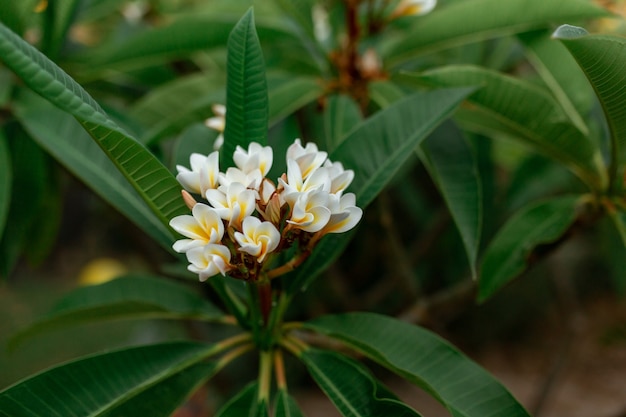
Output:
top-left (274, 349), bottom-right (287, 390)
top-left (258, 350), bottom-right (273, 403)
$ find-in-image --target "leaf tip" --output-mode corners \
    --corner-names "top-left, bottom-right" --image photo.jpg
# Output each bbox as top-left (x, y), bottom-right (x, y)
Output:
top-left (551, 24), bottom-right (588, 40)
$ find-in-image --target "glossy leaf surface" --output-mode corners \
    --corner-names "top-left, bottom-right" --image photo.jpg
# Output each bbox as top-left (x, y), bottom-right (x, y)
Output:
top-left (9, 275), bottom-right (224, 350)
top-left (300, 349), bottom-right (422, 417)
top-left (479, 195), bottom-right (581, 301)
top-left (0, 342), bottom-right (218, 417)
top-left (0, 22), bottom-right (188, 236)
top-left (382, 0), bottom-right (609, 66)
top-left (407, 65), bottom-right (607, 191)
top-left (304, 313), bottom-right (531, 417)
top-left (222, 8), bottom-right (268, 168)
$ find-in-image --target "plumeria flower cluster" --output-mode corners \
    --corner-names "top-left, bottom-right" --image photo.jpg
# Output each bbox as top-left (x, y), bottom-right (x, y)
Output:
top-left (170, 139), bottom-right (363, 282)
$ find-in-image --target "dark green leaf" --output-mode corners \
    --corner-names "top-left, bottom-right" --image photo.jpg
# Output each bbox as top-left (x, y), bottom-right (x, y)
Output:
top-left (9, 275), bottom-right (225, 350)
top-left (406, 65), bottom-right (607, 191)
top-left (0, 22), bottom-right (188, 237)
top-left (0, 131), bottom-right (10, 240)
top-left (303, 313), bottom-right (531, 417)
top-left (479, 195), bottom-right (582, 301)
top-left (300, 349), bottom-right (422, 417)
top-left (274, 389), bottom-right (305, 417)
top-left (324, 94), bottom-right (363, 151)
top-left (215, 382), bottom-right (259, 417)
top-left (518, 30), bottom-right (595, 135)
top-left (222, 8), bottom-right (268, 167)
top-left (269, 75), bottom-right (323, 127)
top-left (368, 80), bottom-right (406, 109)
top-left (287, 87), bottom-right (475, 293)
top-left (42, 0), bottom-right (81, 58)
top-left (13, 92), bottom-right (175, 249)
top-left (382, 0), bottom-right (610, 67)
top-left (418, 122), bottom-right (482, 279)
top-left (553, 25), bottom-right (626, 190)
top-left (0, 342), bottom-right (218, 417)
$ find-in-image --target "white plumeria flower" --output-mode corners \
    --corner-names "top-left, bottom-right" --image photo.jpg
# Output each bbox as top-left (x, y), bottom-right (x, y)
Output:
top-left (169, 203), bottom-right (224, 253)
top-left (219, 166), bottom-right (264, 191)
top-left (321, 160), bottom-right (355, 195)
top-left (234, 142), bottom-right (273, 177)
top-left (279, 159), bottom-right (331, 203)
top-left (321, 193), bottom-right (363, 234)
top-left (287, 190), bottom-right (332, 233)
top-left (176, 151), bottom-right (220, 198)
top-left (205, 182), bottom-right (256, 229)
top-left (234, 216), bottom-right (281, 263)
top-left (392, 0), bottom-right (437, 17)
top-left (205, 104), bottom-right (226, 150)
top-left (286, 139), bottom-right (328, 179)
top-left (186, 243), bottom-right (231, 281)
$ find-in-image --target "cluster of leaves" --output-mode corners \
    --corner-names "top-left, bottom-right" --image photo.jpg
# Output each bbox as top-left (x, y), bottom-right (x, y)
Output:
top-left (0, 0), bottom-right (625, 416)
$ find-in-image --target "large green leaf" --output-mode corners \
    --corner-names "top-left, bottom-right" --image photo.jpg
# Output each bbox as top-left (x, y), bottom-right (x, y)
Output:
top-left (9, 275), bottom-right (225, 350)
top-left (303, 313), bottom-right (531, 417)
top-left (324, 94), bottom-right (363, 151)
top-left (222, 8), bottom-right (268, 168)
top-left (0, 342), bottom-right (218, 417)
top-left (418, 122), bottom-right (482, 279)
top-left (406, 65), bottom-right (607, 191)
top-left (13, 92), bottom-right (175, 249)
top-left (41, 0), bottom-right (81, 58)
top-left (300, 349), bottom-right (422, 417)
top-left (274, 389), bottom-right (305, 417)
top-left (0, 22), bottom-right (188, 236)
top-left (553, 25), bottom-right (626, 191)
top-left (268, 75), bottom-right (323, 127)
top-left (479, 195), bottom-right (582, 301)
top-left (286, 87), bottom-right (475, 293)
top-left (0, 131), bottom-right (10, 240)
top-left (518, 30), bottom-right (595, 135)
top-left (382, 0), bottom-right (609, 67)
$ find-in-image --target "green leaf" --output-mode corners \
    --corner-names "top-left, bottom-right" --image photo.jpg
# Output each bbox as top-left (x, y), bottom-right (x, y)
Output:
top-left (303, 313), bottom-right (531, 417)
top-left (287, 87), bottom-right (476, 293)
top-left (324, 94), bottom-right (363, 151)
top-left (274, 389), bottom-right (305, 417)
top-left (0, 131), bottom-right (10, 240)
top-left (222, 8), bottom-right (268, 168)
top-left (9, 275), bottom-right (225, 350)
top-left (269, 75), bottom-right (323, 127)
top-left (518, 30), bottom-right (595, 135)
top-left (418, 122), bottom-right (482, 279)
top-left (0, 22), bottom-right (188, 237)
top-left (553, 25), bottom-right (626, 191)
top-left (300, 349), bottom-right (422, 417)
top-left (382, 0), bottom-right (610, 67)
top-left (405, 65), bottom-right (607, 191)
top-left (215, 382), bottom-right (259, 417)
top-left (368, 80), bottom-right (406, 109)
top-left (13, 92), bottom-right (175, 249)
top-left (0, 342), bottom-right (218, 417)
top-left (41, 0), bottom-right (81, 58)
top-left (479, 195), bottom-right (582, 301)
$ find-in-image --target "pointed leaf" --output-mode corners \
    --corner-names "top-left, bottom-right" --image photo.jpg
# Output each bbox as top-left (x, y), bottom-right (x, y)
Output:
top-left (0, 22), bottom-right (188, 236)
top-left (300, 349), bottom-right (422, 417)
top-left (406, 65), bottom-right (607, 191)
top-left (269, 75), bottom-right (323, 127)
top-left (287, 87), bottom-right (476, 293)
top-left (303, 313), bottom-right (531, 417)
top-left (0, 342), bottom-right (218, 417)
top-left (553, 25), bottom-right (626, 189)
top-left (274, 389), bottom-right (305, 417)
top-left (13, 92), bottom-right (175, 249)
top-left (222, 8), bottom-right (268, 168)
top-left (382, 0), bottom-right (610, 67)
top-left (9, 275), bottom-right (225, 350)
top-left (0, 131), bottom-right (10, 240)
top-left (479, 195), bottom-right (582, 301)
top-left (418, 122), bottom-right (482, 279)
